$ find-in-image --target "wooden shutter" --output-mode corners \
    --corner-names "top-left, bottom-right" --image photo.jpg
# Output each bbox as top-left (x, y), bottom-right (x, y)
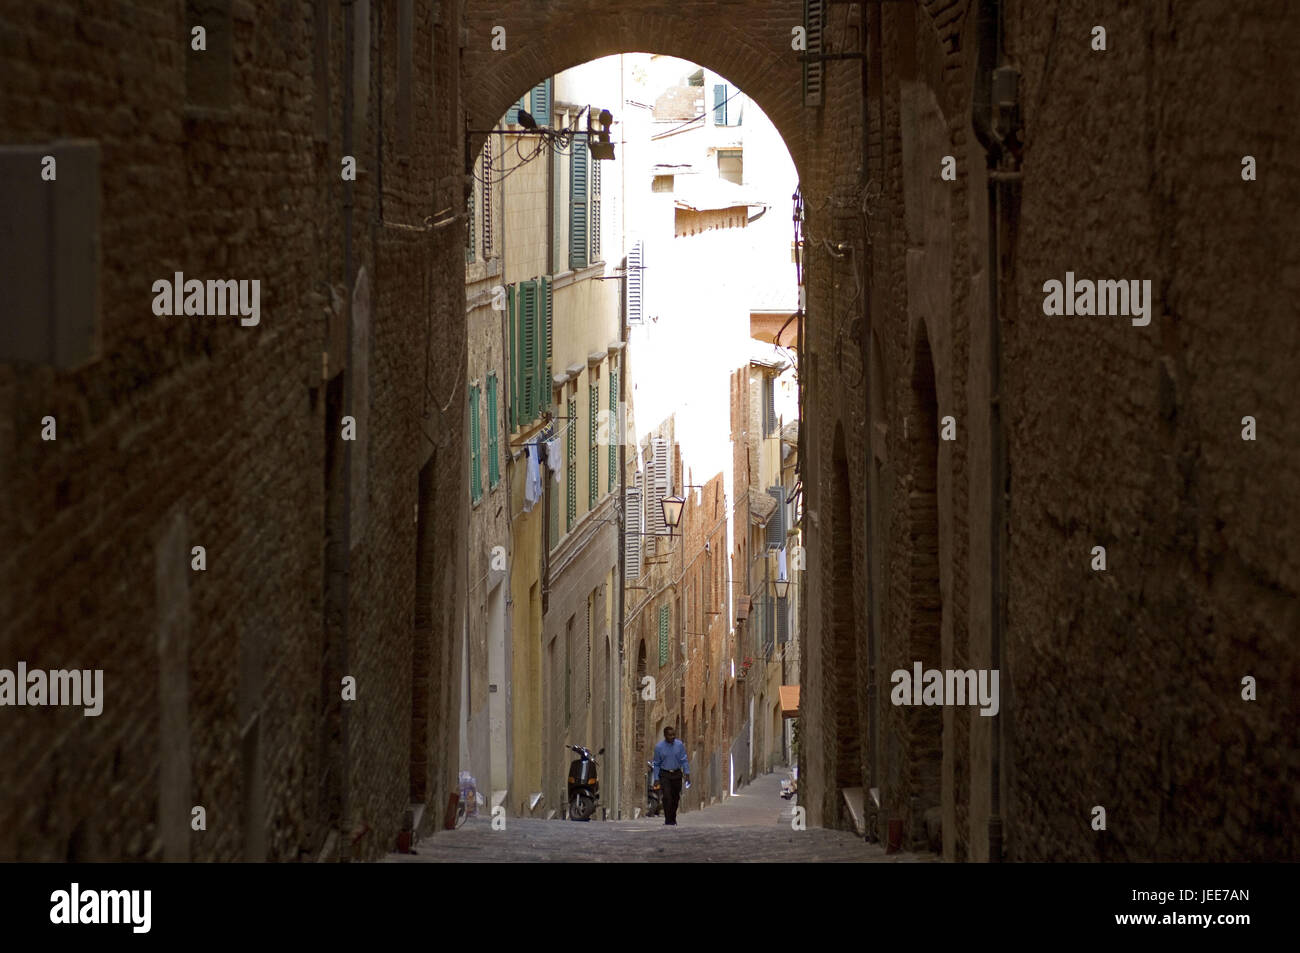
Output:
top-left (469, 385), bottom-right (481, 502)
top-left (713, 83), bottom-right (727, 124)
top-left (803, 0), bottom-right (824, 107)
top-left (521, 280), bottom-right (537, 422)
top-left (530, 78), bottom-right (551, 126)
top-left (625, 474), bottom-right (643, 578)
top-left (487, 374), bottom-right (499, 487)
top-left (776, 595), bottom-right (789, 644)
top-left (766, 485), bottom-right (785, 549)
top-left (588, 382), bottom-right (599, 507)
top-left (626, 240), bottom-right (644, 324)
top-left (646, 437), bottom-right (669, 536)
top-left (759, 374), bottom-right (769, 434)
top-left (506, 93), bottom-right (526, 125)
top-left (569, 140), bottom-right (588, 270)
top-left (566, 396), bottom-right (577, 531)
top-left (508, 285), bottom-right (518, 429)
top-left (590, 158), bottom-right (601, 262)
top-left (481, 136), bottom-right (493, 257)
top-left (608, 361), bottom-right (618, 493)
top-left (658, 604), bottom-right (670, 667)
top-left (539, 276), bottom-right (552, 414)
top-left (764, 595), bottom-right (775, 658)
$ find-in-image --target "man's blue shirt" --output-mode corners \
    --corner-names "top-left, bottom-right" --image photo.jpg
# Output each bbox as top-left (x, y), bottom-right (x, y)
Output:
top-left (652, 738), bottom-right (690, 783)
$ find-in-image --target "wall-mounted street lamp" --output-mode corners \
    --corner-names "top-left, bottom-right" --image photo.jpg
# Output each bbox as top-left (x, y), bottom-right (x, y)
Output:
top-left (772, 577), bottom-right (790, 600)
top-left (661, 496), bottom-right (686, 535)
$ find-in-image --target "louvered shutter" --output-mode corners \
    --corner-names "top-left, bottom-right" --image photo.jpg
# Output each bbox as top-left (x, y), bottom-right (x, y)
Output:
top-left (590, 158), bottom-right (601, 262)
top-left (521, 281), bottom-right (537, 422)
top-left (658, 604), bottom-right (670, 667)
top-left (487, 374), bottom-right (499, 487)
top-left (766, 485), bottom-right (785, 549)
top-left (625, 473), bottom-right (643, 578)
top-left (481, 136), bottom-right (493, 258)
top-left (506, 93), bottom-right (526, 125)
top-left (803, 0), bottom-right (824, 107)
top-left (608, 361), bottom-right (618, 492)
top-left (776, 595), bottom-right (789, 644)
top-left (713, 84), bottom-right (727, 125)
top-left (531, 78), bottom-right (551, 126)
top-left (507, 285), bottom-right (518, 430)
top-left (469, 385), bottom-right (481, 502)
top-left (759, 374), bottom-right (769, 434)
top-left (646, 437), bottom-right (669, 536)
top-left (566, 396), bottom-right (577, 531)
top-left (569, 141), bottom-right (589, 270)
top-left (589, 382), bottom-right (599, 506)
top-left (626, 240), bottom-right (644, 324)
top-left (540, 276), bottom-right (552, 414)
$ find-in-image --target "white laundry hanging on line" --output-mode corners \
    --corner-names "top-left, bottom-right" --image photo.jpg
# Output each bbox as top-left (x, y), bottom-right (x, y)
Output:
top-left (523, 444), bottom-right (543, 512)
top-left (545, 437), bottom-right (562, 483)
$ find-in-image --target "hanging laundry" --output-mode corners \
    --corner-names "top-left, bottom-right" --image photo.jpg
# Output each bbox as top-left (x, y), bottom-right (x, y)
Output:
top-left (523, 444), bottom-right (543, 512)
top-left (545, 436), bottom-right (563, 484)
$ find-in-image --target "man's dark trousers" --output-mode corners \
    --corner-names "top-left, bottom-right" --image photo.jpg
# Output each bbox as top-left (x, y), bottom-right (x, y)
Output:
top-left (660, 769), bottom-right (683, 824)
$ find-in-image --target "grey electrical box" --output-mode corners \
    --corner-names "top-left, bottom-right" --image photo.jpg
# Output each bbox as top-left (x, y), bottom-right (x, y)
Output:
top-left (0, 140), bottom-right (101, 368)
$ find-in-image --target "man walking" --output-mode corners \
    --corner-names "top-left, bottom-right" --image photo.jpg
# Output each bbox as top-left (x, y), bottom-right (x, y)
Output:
top-left (652, 726), bottom-right (690, 826)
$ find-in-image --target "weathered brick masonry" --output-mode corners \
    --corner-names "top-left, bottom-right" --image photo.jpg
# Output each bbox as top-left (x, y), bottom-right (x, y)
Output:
top-left (2, 0), bottom-right (1295, 862)
top-left (1, 0), bottom-right (465, 861)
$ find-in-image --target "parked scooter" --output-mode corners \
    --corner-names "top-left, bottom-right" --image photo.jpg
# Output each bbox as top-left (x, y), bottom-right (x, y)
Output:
top-left (645, 761), bottom-right (663, 817)
top-left (567, 745), bottom-right (603, 821)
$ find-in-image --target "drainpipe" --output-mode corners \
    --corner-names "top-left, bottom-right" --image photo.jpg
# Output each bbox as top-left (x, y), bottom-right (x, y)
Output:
top-left (972, 0), bottom-right (1016, 863)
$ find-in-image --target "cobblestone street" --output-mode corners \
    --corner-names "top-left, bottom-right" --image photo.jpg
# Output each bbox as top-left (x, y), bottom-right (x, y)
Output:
top-left (386, 772), bottom-right (936, 863)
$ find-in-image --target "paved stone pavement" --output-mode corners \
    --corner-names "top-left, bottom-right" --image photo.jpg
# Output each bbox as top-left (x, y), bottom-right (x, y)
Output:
top-left (384, 771), bottom-right (937, 863)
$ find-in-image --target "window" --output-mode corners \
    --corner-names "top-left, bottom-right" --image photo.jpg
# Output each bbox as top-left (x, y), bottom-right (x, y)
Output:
top-left (469, 384), bottom-right (482, 503)
top-left (486, 373), bottom-right (500, 488)
top-left (626, 241), bottom-right (645, 325)
top-left (508, 279), bottom-right (551, 428)
top-left (763, 375), bottom-right (777, 435)
top-left (588, 380), bottom-right (599, 508)
top-left (608, 358), bottom-right (618, 493)
top-left (565, 616), bottom-right (573, 725)
top-left (713, 84), bottom-right (727, 125)
top-left (658, 604), bottom-right (670, 667)
top-left (569, 137), bottom-right (589, 270)
top-left (481, 136), bottom-right (493, 258)
top-left (566, 396), bottom-right (578, 531)
top-left (718, 149), bottom-right (743, 185)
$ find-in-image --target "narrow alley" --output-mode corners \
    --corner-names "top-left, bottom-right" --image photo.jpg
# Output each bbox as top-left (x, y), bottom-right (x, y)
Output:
top-left (388, 772), bottom-right (933, 863)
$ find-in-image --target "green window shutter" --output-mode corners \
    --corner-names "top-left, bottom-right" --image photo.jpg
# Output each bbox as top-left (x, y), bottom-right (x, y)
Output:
top-left (487, 374), bottom-right (499, 488)
top-left (506, 93), bottom-right (527, 125)
top-left (658, 605), bottom-right (670, 667)
top-left (588, 381), bottom-right (599, 507)
top-left (507, 286), bottom-right (517, 430)
top-left (531, 78), bottom-right (551, 126)
top-left (566, 396), bottom-right (577, 531)
top-left (713, 83), bottom-right (727, 125)
top-left (569, 141), bottom-right (588, 270)
top-left (539, 276), bottom-right (552, 415)
top-left (590, 159), bottom-right (601, 262)
top-left (469, 385), bottom-right (481, 503)
top-left (549, 450), bottom-right (559, 548)
top-left (521, 280), bottom-right (537, 423)
top-left (607, 362), bottom-right (618, 493)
